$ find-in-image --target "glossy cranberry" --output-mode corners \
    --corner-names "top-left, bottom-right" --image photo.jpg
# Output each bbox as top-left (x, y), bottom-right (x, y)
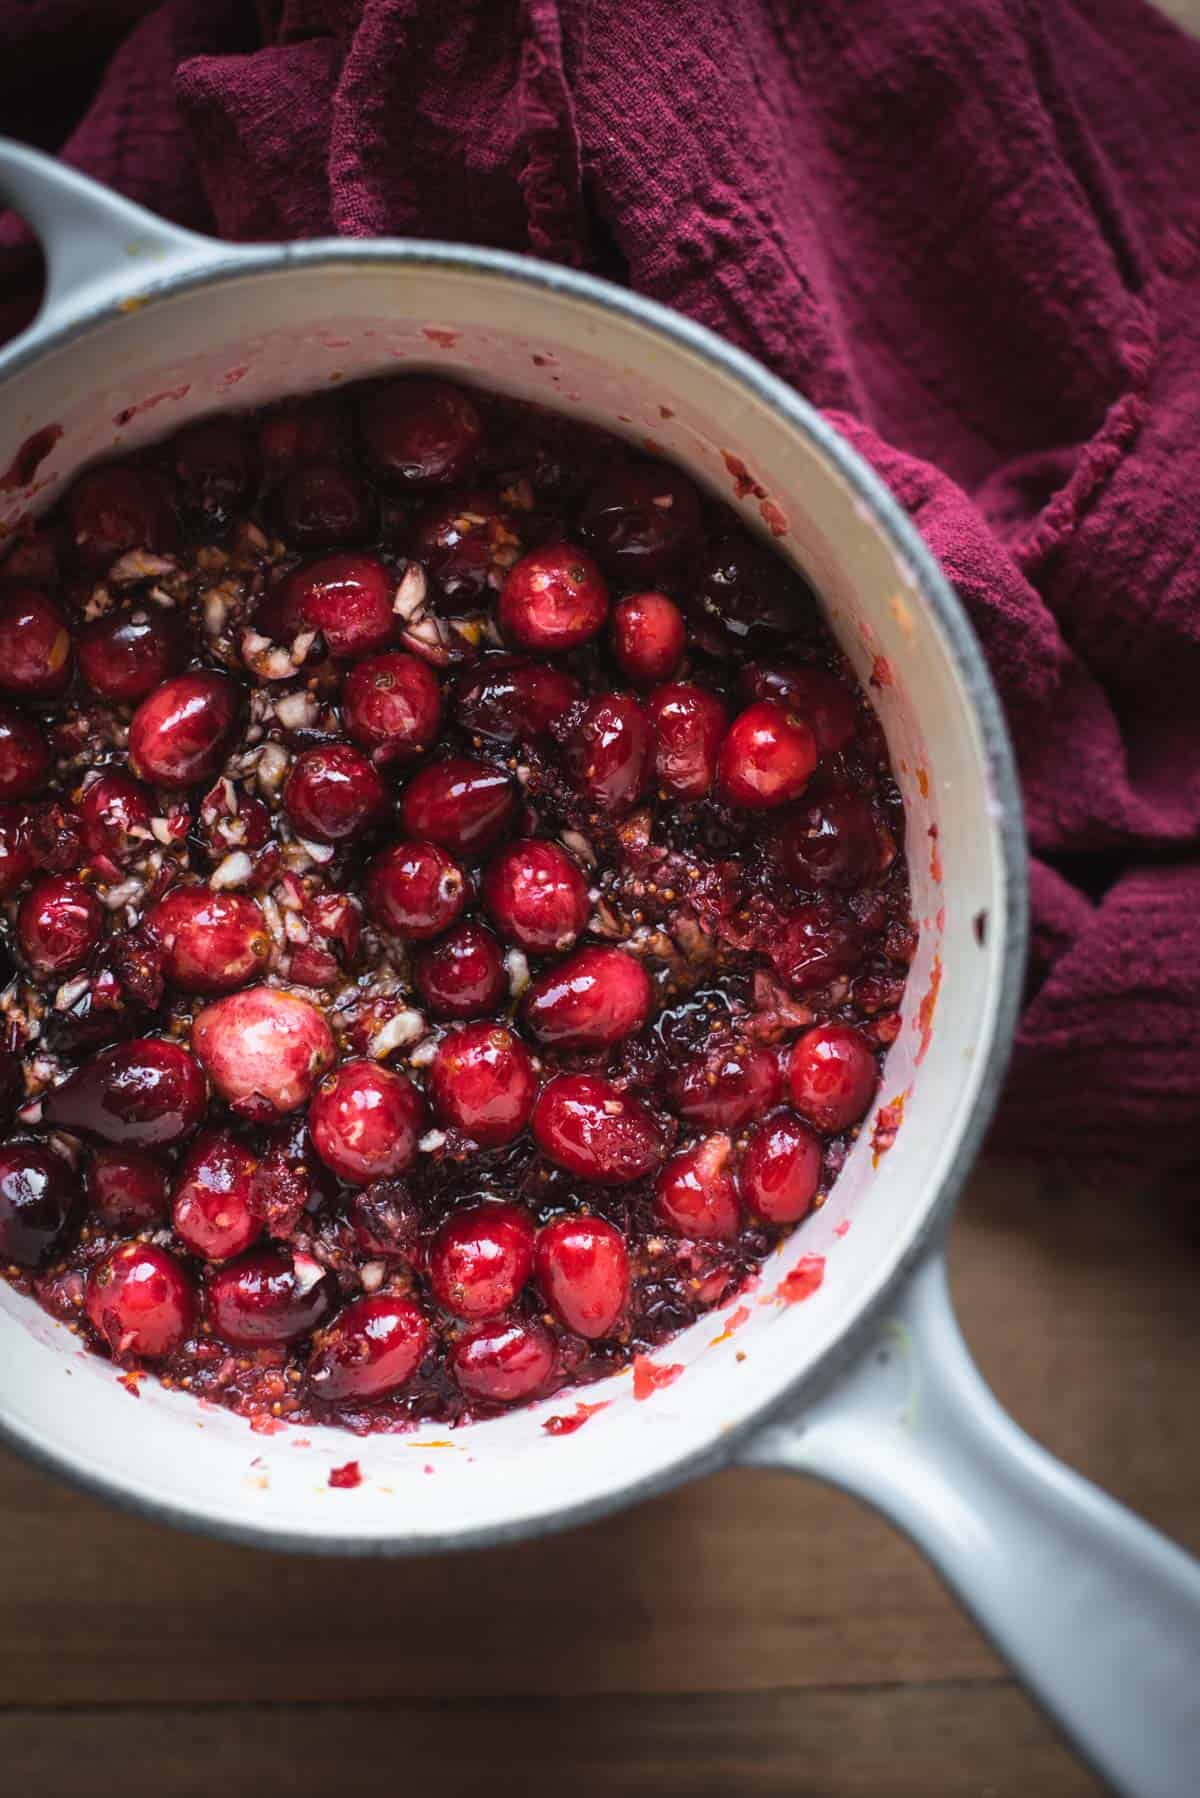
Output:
top-left (482, 839), bottom-right (589, 954)
top-left (429, 1024), bottom-right (537, 1147)
top-left (358, 377), bottom-right (483, 489)
top-left (695, 529), bottom-right (818, 644)
top-left (0, 1141), bottom-right (83, 1267)
top-left (400, 757), bottom-right (517, 857)
top-left (172, 1129), bottom-right (263, 1262)
top-left (788, 1024), bottom-right (878, 1134)
top-left (274, 461), bottom-right (374, 548)
top-left (309, 1060), bottom-right (425, 1186)
top-left (666, 1042), bottom-right (783, 1132)
top-left (0, 807), bottom-right (34, 898)
top-left (192, 986), bottom-right (335, 1119)
top-left (17, 876), bottom-right (102, 977)
top-left (0, 706), bottom-right (48, 801)
top-left (283, 744), bottom-right (386, 844)
top-left (646, 683), bottom-right (728, 800)
top-left (498, 543), bottom-right (608, 653)
top-left (364, 840), bottom-right (466, 941)
top-left (532, 1074), bottom-right (669, 1185)
top-left (80, 771), bottom-right (154, 868)
top-left (86, 1242), bottom-right (195, 1358)
top-left (535, 1215), bottom-right (630, 1338)
top-left (343, 653), bottom-right (442, 765)
top-left (206, 1248), bottom-right (335, 1346)
top-left (524, 947), bottom-right (652, 1050)
top-left (62, 464), bottom-right (177, 572)
top-left (455, 658), bottom-right (581, 743)
top-left (776, 789), bottom-right (881, 889)
top-left (614, 594), bottom-right (685, 689)
top-left (772, 902), bottom-right (864, 995)
top-left (86, 1146), bottom-right (169, 1228)
top-left (288, 889), bottom-right (362, 988)
top-left (451, 1316), bottom-right (556, 1404)
top-left (740, 1113), bottom-right (822, 1223)
top-left (739, 663), bottom-right (858, 755)
top-left (308, 1295), bottom-right (430, 1401)
top-left (579, 461), bottom-right (702, 578)
top-left (262, 552), bottom-right (395, 661)
top-left (0, 587), bottom-right (71, 696)
top-left (414, 921), bottom-right (506, 1019)
top-left (145, 887), bottom-right (269, 994)
top-left (129, 671), bottom-right (239, 790)
top-left (170, 419), bottom-right (257, 531)
top-left (77, 607), bottom-right (184, 705)
top-left (428, 1201), bottom-right (536, 1318)
top-left (42, 1039), bottom-right (207, 1147)
top-left (717, 700), bottom-right (817, 810)
top-left (415, 491), bottom-right (520, 602)
top-left (654, 1134), bottom-right (741, 1240)
top-left (259, 397), bottom-right (350, 480)
top-left (565, 692), bottom-right (653, 815)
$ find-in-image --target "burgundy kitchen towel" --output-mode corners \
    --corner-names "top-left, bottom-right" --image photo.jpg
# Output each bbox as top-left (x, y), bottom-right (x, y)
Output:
top-left (1, 0), bottom-right (1199, 1166)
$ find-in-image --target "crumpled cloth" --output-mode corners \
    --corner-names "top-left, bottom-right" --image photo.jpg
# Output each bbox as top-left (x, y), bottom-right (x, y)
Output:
top-left (2, 0), bottom-right (1199, 1165)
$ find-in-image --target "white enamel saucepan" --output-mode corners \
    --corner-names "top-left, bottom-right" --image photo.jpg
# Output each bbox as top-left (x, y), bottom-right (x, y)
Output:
top-left (0, 142), bottom-right (1197, 1797)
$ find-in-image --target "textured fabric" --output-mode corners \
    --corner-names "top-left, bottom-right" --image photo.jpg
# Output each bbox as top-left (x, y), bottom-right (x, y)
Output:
top-left (1, 0), bottom-right (1198, 1164)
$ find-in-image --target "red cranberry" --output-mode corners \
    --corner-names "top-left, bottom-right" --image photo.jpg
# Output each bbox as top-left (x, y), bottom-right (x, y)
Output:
top-left (77, 608), bottom-right (184, 705)
top-left (80, 772), bottom-right (154, 868)
top-left (0, 807), bottom-right (34, 898)
top-left (772, 902), bottom-right (864, 995)
top-left (695, 530), bottom-right (817, 644)
top-left (0, 587), bottom-right (71, 696)
top-left (342, 653), bottom-right (442, 765)
top-left (415, 491), bottom-right (520, 602)
top-left (565, 692), bottom-right (653, 815)
top-left (0, 706), bottom-right (49, 801)
top-left (535, 1214), bottom-right (629, 1338)
top-left (482, 839), bottom-right (589, 954)
top-left (17, 875), bottom-right (102, 977)
top-left (206, 1248), bottom-right (335, 1346)
top-left (455, 658), bottom-right (581, 742)
top-left (309, 1060), bottom-right (425, 1185)
top-left (646, 683), bottom-right (728, 800)
top-left (259, 398), bottom-right (349, 480)
top-left (429, 1023), bottom-right (537, 1147)
top-left (414, 922), bottom-right (506, 1019)
top-left (263, 552), bottom-right (395, 661)
top-left (192, 986), bottom-right (335, 1119)
top-left (776, 788), bottom-right (881, 889)
top-left (654, 1133), bottom-right (740, 1240)
top-left (86, 1242), bottom-right (195, 1358)
top-left (129, 671), bottom-right (239, 790)
top-left (62, 464), bottom-right (177, 572)
top-left (86, 1146), bottom-right (168, 1229)
top-left (498, 543), bottom-right (608, 653)
top-left (288, 889), bottom-right (362, 988)
top-left (532, 1074), bottom-right (668, 1185)
top-left (524, 946), bottom-right (652, 1050)
top-left (400, 756), bottom-right (517, 857)
top-left (788, 1024), bottom-right (878, 1133)
top-left (42, 1039), bottom-right (207, 1147)
top-left (308, 1295), bottom-right (430, 1401)
top-left (274, 462), bottom-right (374, 548)
top-left (580, 461), bottom-right (702, 578)
top-left (145, 887), bottom-right (269, 994)
top-left (170, 419), bottom-right (257, 531)
top-left (0, 1141), bottom-right (83, 1266)
top-left (428, 1201), bottom-right (535, 1318)
top-left (740, 1113), bottom-right (822, 1223)
top-left (283, 744), bottom-right (386, 844)
top-left (451, 1317), bottom-right (556, 1404)
top-left (717, 700), bottom-right (817, 810)
top-left (666, 1042), bottom-right (783, 1131)
top-left (740, 663), bottom-right (858, 755)
top-left (611, 591), bottom-right (686, 685)
top-left (365, 840), bottom-right (466, 940)
top-left (358, 377), bottom-right (483, 489)
top-left (172, 1129), bottom-right (263, 1262)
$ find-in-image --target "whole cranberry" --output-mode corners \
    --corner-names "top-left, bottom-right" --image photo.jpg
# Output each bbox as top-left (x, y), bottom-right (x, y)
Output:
top-left (788, 1024), bottom-right (878, 1134)
top-left (274, 461), bottom-right (374, 548)
top-left (532, 1074), bottom-right (669, 1185)
top-left (309, 1060), bottom-right (425, 1185)
top-left (776, 788), bottom-right (881, 890)
top-left (365, 840), bottom-right (467, 941)
top-left (523, 946), bottom-right (652, 1050)
top-left (206, 1248), bottom-right (335, 1346)
top-left (666, 1042), bottom-right (782, 1132)
top-left (197, 779), bottom-right (272, 861)
top-left (259, 397), bottom-right (350, 480)
top-left (129, 671), bottom-right (239, 790)
top-left (414, 921), bottom-right (506, 1019)
top-left (428, 1201), bottom-right (536, 1318)
top-left (400, 756), bottom-right (517, 857)
top-left (580, 461), bottom-right (702, 578)
top-left (86, 1242), bottom-right (195, 1358)
top-left (308, 1295), bottom-right (430, 1402)
top-left (0, 807), bottom-right (35, 898)
top-left (415, 490), bottom-right (519, 602)
top-left (565, 692), bottom-right (653, 815)
top-left (451, 1317), bottom-right (556, 1404)
top-left (342, 653), bottom-right (442, 765)
top-left (772, 902), bottom-right (864, 995)
top-left (611, 591), bottom-right (686, 685)
top-left (288, 889), bottom-right (362, 988)
top-left (0, 706), bottom-right (49, 801)
top-left (0, 1141), bottom-right (83, 1266)
top-left (86, 1145), bottom-right (169, 1229)
top-left (535, 1214), bottom-right (629, 1338)
top-left (646, 683), bottom-right (728, 800)
top-left (145, 887), bottom-right (269, 993)
top-left (284, 744), bottom-right (386, 844)
top-left (170, 418), bottom-right (257, 532)
top-left (262, 552), bottom-right (395, 660)
top-left (695, 529), bottom-right (817, 644)
top-left (739, 663), bottom-right (859, 755)
top-left (0, 587), bottom-right (71, 696)
top-left (42, 1039), bottom-right (208, 1147)
top-left (717, 700), bottom-right (818, 810)
top-left (358, 377), bottom-right (483, 489)
top-left (77, 608), bottom-right (184, 705)
top-left (482, 839), bottom-right (589, 954)
top-left (429, 1023), bottom-right (537, 1147)
top-left (455, 658), bottom-right (581, 742)
top-left (80, 771), bottom-right (154, 868)
top-left (172, 1129), bottom-right (263, 1262)
top-left (192, 986), bottom-right (335, 1119)
top-left (654, 1133), bottom-right (741, 1240)
top-left (17, 875), bottom-right (103, 977)
top-left (62, 464), bottom-right (177, 572)
top-left (498, 543), bottom-right (608, 653)
top-left (740, 1113), bottom-right (822, 1223)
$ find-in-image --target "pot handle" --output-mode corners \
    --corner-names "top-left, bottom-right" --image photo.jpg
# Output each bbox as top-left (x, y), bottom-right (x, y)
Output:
top-left (737, 1246), bottom-right (1200, 1797)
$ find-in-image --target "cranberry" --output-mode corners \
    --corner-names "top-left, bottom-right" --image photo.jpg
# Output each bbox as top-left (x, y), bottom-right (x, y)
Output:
top-left (342, 653), bottom-right (442, 765)
top-left (206, 1248), bottom-right (335, 1346)
top-left (145, 887), bottom-right (269, 993)
top-left (565, 692), bottom-right (653, 815)
top-left (172, 1129), bottom-right (263, 1262)
top-left (535, 1214), bottom-right (629, 1338)
top-left (532, 1074), bottom-right (668, 1184)
top-left (695, 530), bottom-right (817, 644)
top-left (0, 1141), bottom-right (83, 1266)
top-left (283, 744), bottom-right (386, 844)
top-left (429, 1023), bottom-right (537, 1147)
top-left (80, 771), bottom-right (154, 868)
top-left (86, 1146), bottom-right (168, 1228)
top-left (481, 839), bottom-right (589, 954)
top-left (309, 1060), bottom-right (425, 1185)
top-left (611, 590), bottom-right (686, 685)
top-left (170, 419), bottom-right (257, 532)
top-left (717, 700), bottom-right (817, 810)
top-left (666, 1042), bottom-right (783, 1131)
top-left (0, 706), bottom-right (49, 801)
top-left (414, 921), bottom-right (506, 1019)
top-left (0, 807), bottom-right (34, 897)
top-left (129, 671), bottom-right (239, 790)
top-left (740, 1113), bottom-right (822, 1223)
top-left (776, 789), bottom-right (881, 889)
top-left (274, 462), bottom-right (374, 548)
top-left (523, 946), bottom-right (652, 1050)
top-left (259, 398), bottom-right (349, 480)
top-left (288, 890), bottom-right (362, 988)
top-left (654, 1134), bottom-right (740, 1240)
top-left (772, 902), bottom-right (864, 995)
top-left (364, 840), bottom-right (466, 940)
top-left (739, 664), bottom-right (858, 756)
top-left (77, 608), bottom-right (184, 705)
top-left (0, 587), bottom-right (71, 696)
top-left (788, 1024), bottom-right (878, 1134)
top-left (358, 377), bottom-right (483, 489)
top-left (262, 552), bottom-right (395, 661)
top-left (455, 658), bottom-right (581, 742)
top-left (416, 491), bottom-right (520, 602)
top-left (17, 875), bottom-right (103, 977)
top-left (580, 461), bottom-right (702, 578)
top-left (42, 1038), bottom-right (207, 1147)
top-left (451, 1316), bottom-right (556, 1404)
top-left (86, 1242), bottom-right (195, 1358)
top-left (400, 757), bottom-right (517, 857)
top-left (62, 464), bottom-right (177, 572)
top-left (192, 986), bottom-right (335, 1119)
top-left (646, 683), bottom-right (728, 800)
top-left (308, 1295), bottom-right (430, 1402)
top-left (428, 1201), bottom-right (535, 1318)
top-left (498, 543), bottom-right (608, 653)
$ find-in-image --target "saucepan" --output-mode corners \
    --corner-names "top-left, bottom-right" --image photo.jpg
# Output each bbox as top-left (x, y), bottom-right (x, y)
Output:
top-left (0, 142), bottom-right (1196, 1797)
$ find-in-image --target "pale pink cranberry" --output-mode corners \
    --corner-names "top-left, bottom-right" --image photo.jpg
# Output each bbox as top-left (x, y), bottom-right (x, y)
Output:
top-left (262, 552), bottom-right (395, 660)
top-left (197, 780), bottom-right (271, 860)
top-left (191, 986), bottom-right (335, 1120)
top-left (455, 658), bottom-right (581, 742)
top-left (308, 1295), bottom-right (430, 1401)
top-left (86, 1146), bottom-right (168, 1229)
top-left (654, 1133), bottom-right (740, 1240)
top-left (611, 591), bottom-right (686, 684)
top-left (283, 744), bottom-right (386, 843)
top-left (451, 1317), bottom-right (556, 1404)
top-left (129, 671), bottom-right (239, 790)
top-left (77, 608), bottom-right (185, 705)
top-left (740, 663), bottom-right (858, 755)
top-left (416, 490), bottom-right (520, 602)
top-left (788, 1024), bottom-right (878, 1133)
top-left (646, 683), bottom-right (728, 800)
top-left (532, 1074), bottom-right (668, 1185)
top-left (80, 771), bottom-right (154, 868)
top-left (206, 1248), bottom-right (336, 1346)
top-left (42, 1039), bottom-right (207, 1147)
top-left (0, 807), bottom-right (34, 897)
top-left (86, 1242), bottom-right (195, 1358)
top-left (170, 418), bottom-right (257, 531)
top-left (717, 700), bottom-right (817, 809)
top-left (428, 1201), bottom-right (535, 1318)
top-left (400, 756), bottom-right (517, 857)
top-left (275, 462), bottom-right (374, 547)
top-left (776, 788), bottom-right (881, 890)
top-left (288, 890), bottom-right (362, 988)
top-left (172, 1129), bottom-right (263, 1261)
top-left (482, 839), bottom-right (589, 954)
top-left (499, 543), bottom-right (608, 653)
top-left (0, 1140), bottom-right (83, 1267)
top-left (258, 397), bottom-right (349, 480)
top-left (144, 887), bottom-right (269, 994)
top-left (0, 587), bottom-right (71, 696)
top-left (565, 692), bottom-right (653, 815)
top-left (523, 946), bottom-right (652, 1050)
top-left (358, 377), bottom-right (483, 489)
top-left (666, 1042), bottom-right (782, 1131)
top-left (0, 705), bottom-right (49, 802)
top-left (342, 653), bottom-right (442, 765)
top-left (62, 464), bottom-right (177, 572)
top-left (772, 902), bottom-right (864, 995)
top-left (740, 1113), bottom-right (822, 1223)
top-left (580, 461), bottom-right (702, 578)
top-left (364, 840), bottom-right (466, 940)
top-left (17, 875), bottom-right (103, 977)
top-left (309, 1060), bottom-right (425, 1185)
top-left (429, 1023), bottom-right (537, 1147)
top-left (535, 1214), bottom-right (629, 1338)
top-left (414, 921), bottom-right (506, 1019)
